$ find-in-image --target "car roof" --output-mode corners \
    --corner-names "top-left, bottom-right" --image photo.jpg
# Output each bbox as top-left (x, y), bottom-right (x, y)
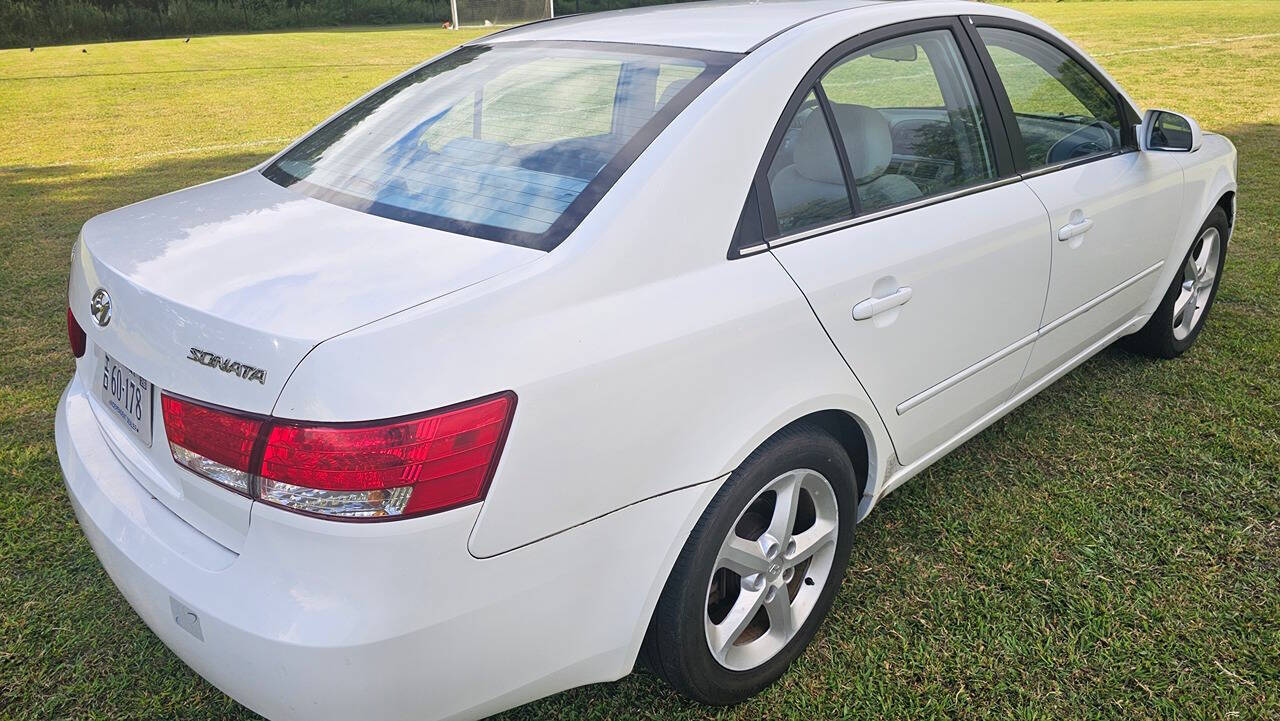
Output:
top-left (481, 0), bottom-right (968, 54)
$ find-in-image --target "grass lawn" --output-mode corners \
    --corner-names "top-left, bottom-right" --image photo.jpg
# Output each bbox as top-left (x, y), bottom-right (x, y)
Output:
top-left (1, 2), bottom-right (1277, 718)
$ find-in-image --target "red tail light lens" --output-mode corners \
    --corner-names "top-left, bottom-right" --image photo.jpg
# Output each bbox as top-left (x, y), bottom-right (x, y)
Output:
top-left (161, 394), bottom-right (264, 493)
top-left (260, 394), bottom-right (514, 518)
top-left (161, 391), bottom-right (515, 520)
top-left (67, 307), bottom-right (86, 359)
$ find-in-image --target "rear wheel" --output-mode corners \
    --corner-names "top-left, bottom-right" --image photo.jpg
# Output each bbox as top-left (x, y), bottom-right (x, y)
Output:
top-left (1122, 207), bottom-right (1228, 359)
top-left (642, 424), bottom-right (856, 705)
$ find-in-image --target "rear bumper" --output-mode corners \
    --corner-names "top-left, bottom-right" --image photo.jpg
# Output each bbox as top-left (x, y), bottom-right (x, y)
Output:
top-left (56, 375), bottom-right (718, 721)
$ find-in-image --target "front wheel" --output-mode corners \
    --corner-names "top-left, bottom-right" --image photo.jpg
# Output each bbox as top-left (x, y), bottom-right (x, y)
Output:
top-left (641, 424), bottom-right (856, 705)
top-left (1122, 207), bottom-right (1228, 359)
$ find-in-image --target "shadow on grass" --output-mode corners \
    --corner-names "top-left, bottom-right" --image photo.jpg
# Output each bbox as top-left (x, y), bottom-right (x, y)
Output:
top-left (0, 150), bottom-right (273, 235)
top-left (0, 150), bottom-right (274, 388)
top-left (0, 149), bottom-right (272, 251)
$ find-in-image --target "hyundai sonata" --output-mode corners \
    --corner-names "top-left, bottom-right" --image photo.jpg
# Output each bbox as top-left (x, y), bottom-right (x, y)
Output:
top-left (58, 1), bottom-right (1236, 719)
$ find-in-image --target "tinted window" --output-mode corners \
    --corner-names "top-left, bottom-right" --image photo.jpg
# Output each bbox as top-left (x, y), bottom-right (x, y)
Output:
top-left (656, 62), bottom-right (702, 107)
top-left (977, 27), bottom-right (1122, 169)
top-left (820, 29), bottom-right (996, 213)
top-left (263, 43), bottom-right (733, 250)
top-left (765, 90), bottom-right (854, 235)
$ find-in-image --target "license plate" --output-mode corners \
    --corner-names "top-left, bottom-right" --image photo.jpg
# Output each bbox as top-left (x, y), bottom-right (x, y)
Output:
top-left (97, 352), bottom-right (153, 447)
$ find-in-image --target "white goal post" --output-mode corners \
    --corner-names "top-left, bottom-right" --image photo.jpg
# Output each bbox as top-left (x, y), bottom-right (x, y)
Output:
top-left (450, 0), bottom-right (554, 28)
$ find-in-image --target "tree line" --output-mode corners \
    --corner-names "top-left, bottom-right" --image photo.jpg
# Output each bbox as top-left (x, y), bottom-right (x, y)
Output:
top-left (1, 0), bottom-right (690, 49)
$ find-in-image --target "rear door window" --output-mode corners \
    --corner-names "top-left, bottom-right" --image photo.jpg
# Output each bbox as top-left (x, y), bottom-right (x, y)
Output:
top-left (819, 29), bottom-right (997, 213)
top-left (760, 27), bottom-right (1000, 237)
top-left (764, 90), bottom-right (855, 235)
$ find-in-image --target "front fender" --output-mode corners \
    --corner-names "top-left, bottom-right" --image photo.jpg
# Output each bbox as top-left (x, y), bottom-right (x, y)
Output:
top-left (1142, 133), bottom-right (1237, 314)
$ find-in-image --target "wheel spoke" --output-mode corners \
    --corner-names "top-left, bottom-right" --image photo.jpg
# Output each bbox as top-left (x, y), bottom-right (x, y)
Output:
top-left (1192, 228), bottom-right (1218, 292)
top-left (708, 586), bottom-right (764, 657)
top-left (786, 518), bottom-right (837, 568)
top-left (767, 471), bottom-right (803, 543)
top-left (1174, 285), bottom-right (1194, 326)
top-left (763, 588), bottom-right (795, 641)
top-left (1194, 229), bottom-right (1217, 275)
top-left (1197, 270), bottom-right (1216, 292)
top-left (719, 535), bottom-right (772, 576)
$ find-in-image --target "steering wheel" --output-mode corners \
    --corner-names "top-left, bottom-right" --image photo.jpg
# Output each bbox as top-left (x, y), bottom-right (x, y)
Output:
top-left (1045, 120), bottom-right (1115, 164)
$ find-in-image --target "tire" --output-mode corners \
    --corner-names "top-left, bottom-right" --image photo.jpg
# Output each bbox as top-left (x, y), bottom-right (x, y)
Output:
top-left (1122, 207), bottom-right (1228, 359)
top-left (642, 424), bottom-right (856, 705)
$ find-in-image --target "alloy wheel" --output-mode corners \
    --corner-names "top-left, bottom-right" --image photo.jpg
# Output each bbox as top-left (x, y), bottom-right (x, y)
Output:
top-left (1173, 226), bottom-right (1220, 341)
top-left (703, 468), bottom-right (839, 671)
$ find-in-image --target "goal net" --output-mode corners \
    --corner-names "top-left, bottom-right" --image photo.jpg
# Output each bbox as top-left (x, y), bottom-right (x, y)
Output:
top-left (451, 0), bottom-right (553, 27)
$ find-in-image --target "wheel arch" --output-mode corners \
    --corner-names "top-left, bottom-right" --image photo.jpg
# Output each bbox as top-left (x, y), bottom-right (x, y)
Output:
top-left (717, 397), bottom-right (892, 523)
top-left (780, 409), bottom-right (871, 502)
top-left (1215, 190), bottom-right (1235, 233)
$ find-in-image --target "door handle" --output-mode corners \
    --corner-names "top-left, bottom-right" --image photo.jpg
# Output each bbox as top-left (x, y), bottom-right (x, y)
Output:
top-left (1058, 217), bottom-right (1094, 241)
top-left (852, 286), bottom-right (912, 320)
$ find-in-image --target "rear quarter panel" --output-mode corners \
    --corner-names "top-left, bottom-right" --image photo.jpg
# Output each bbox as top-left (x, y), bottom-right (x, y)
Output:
top-left (274, 247), bottom-right (888, 558)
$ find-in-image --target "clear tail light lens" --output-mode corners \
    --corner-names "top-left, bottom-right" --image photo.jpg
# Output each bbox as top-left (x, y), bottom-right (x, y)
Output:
top-left (67, 307), bottom-right (86, 359)
top-left (160, 391), bottom-right (516, 520)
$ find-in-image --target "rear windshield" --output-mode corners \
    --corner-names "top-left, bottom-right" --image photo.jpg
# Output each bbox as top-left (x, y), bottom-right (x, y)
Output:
top-left (263, 41), bottom-right (737, 250)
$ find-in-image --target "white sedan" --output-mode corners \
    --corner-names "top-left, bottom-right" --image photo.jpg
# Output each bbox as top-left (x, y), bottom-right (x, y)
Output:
top-left (57, 1), bottom-right (1236, 719)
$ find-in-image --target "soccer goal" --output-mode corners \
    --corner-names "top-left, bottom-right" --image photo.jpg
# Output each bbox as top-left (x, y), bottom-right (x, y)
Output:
top-left (450, 0), bottom-right (554, 28)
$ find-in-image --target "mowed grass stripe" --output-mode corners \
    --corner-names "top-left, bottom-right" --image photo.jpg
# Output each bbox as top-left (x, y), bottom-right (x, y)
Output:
top-left (0, 2), bottom-right (1277, 720)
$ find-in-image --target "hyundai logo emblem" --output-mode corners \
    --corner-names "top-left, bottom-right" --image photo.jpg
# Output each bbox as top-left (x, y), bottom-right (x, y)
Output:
top-left (89, 288), bottom-right (112, 327)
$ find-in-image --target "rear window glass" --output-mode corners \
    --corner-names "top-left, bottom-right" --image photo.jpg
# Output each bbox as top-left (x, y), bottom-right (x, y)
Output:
top-left (263, 42), bottom-right (736, 250)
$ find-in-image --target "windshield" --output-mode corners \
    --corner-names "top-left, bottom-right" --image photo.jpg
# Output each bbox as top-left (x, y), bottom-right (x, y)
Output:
top-left (263, 41), bottom-right (737, 250)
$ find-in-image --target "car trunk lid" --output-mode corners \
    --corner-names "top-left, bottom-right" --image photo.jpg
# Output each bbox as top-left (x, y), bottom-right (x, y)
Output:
top-left (68, 170), bottom-right (542, 550)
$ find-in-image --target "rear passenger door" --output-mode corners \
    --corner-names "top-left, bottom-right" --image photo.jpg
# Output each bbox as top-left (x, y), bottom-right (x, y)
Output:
top-left (965, 19), bottom-right (1185, 384)
top-left (756, 19), bottom-right (1052, 466)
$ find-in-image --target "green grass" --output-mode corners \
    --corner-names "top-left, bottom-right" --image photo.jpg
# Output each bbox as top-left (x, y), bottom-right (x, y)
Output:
top-left (1, 3), bottom-right (1277, 719)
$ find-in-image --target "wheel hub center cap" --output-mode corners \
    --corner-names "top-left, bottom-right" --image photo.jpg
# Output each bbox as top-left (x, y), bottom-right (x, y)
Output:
top-left (767, 563), bottom-right (782, 579)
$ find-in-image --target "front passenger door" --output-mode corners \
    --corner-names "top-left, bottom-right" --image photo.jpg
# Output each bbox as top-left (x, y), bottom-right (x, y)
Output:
top-left (764, 22), bottom-right (1051, 466)
top-left (968, 22), bottom-right (1185, 384)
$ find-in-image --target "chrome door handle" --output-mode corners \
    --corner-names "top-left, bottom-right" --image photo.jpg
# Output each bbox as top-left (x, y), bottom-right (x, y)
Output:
top-left (852, 286), bottom-right (912, 320)
top-left (1058, 217), bottom-right (1094, 241)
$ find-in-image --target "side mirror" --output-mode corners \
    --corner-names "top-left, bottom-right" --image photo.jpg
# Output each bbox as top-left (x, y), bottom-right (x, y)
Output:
top-left (1140, 108), bottom-right (1202, 152)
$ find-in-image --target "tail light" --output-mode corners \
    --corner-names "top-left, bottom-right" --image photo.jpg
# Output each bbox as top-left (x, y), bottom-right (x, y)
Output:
top-left (67, 307), bottom-right (86, 358)
top-left (161, 395), bottom-right (263, 494)
top-left (160, 392), bottom-right (516, 520)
